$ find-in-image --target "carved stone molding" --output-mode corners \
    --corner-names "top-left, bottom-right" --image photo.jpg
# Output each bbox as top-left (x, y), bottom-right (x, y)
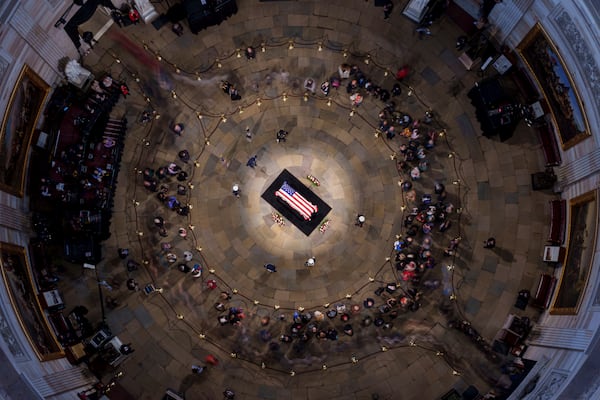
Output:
top-left (0, 48), bottom-right (12, 97)
top-left (0, 53), bottom-right (10, 76)
top-left (552, 10), bottom-right (600, 113)
top-left (0, 304), bottom-right (27, 360)
top-left (533, 370), bottom-right (569, 400)
top-left (594, 274), bottom-right (600, 305)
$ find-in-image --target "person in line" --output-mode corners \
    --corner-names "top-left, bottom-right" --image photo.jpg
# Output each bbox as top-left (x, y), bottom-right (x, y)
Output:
top-left (127, 259), bottom-right (139, 272)
top-left (205, 354), bottom-right (219, 365)
top-left (173, 123), bottom-right (184, 136)
top-left (221, 80), bottom-right (232, 94)
top-left (128, 7), bottom-right (140, 24)
top-left (229, 85), bottom-right (241, 101)
top-left (338, 63), bottom-right (351, 79)
top-left (304, 78), bottom-right (316, 94)
top-left (178, 227), bottom-right (187, 239)
top-left (191, 264), bottom-right (202, 278)
top-left (383, 2), bottom-right (394, 19)
top-left (191, 365), bottom-right (205, 375)
top-left (118, 248), bottom-right (129, 259)
top-left (178, 150), bottom-right (190, 163)
top-left (126, 278), bottom-right (139, 291)
top-left (350, 92), bottom-right (363, 107)
top-left (396, 65), bottom-right (409, 81)
top-left (178, 264), bottom-right (191, 273)
top-left (177, 171), bottom-right (188, 182)
top-left (320, 81), bottom-right (330, 96)
top-left (168, 163), bottom-right (181, 175)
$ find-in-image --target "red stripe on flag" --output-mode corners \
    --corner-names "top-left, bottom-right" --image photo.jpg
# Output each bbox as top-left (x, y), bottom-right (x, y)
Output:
top-left (276, 189), bottom-right (317, 220)
top-left (276, 191), bottom-right (311, 219)
top-left (282, 191), bottom-right (313, 216)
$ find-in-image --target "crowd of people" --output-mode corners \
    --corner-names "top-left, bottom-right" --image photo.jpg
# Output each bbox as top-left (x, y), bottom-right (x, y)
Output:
top-left (118, 32), bottom-right (480, 396)
top-left (131, 61), bottom-right (464, 371)
top-left (142, 164), bottom-right (191, 216)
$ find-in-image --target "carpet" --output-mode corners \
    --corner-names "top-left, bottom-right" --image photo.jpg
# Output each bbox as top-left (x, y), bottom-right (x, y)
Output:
top-left (261, 169), bottom-right (331, 236)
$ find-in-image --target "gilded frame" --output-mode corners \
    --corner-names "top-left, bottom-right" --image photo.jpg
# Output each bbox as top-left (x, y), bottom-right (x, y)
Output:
top-left (550, 191), bottom-right (598, 315)
top-left (517, 23), bottom-right (591, 150)
top-left (0, 64), bottom-right (50, 197)
top-left (0, 242), bottom-right (64, 360)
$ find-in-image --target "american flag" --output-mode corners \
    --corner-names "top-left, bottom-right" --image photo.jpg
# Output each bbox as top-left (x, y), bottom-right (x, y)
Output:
top-left (275, 181), bottom-right (318, 220)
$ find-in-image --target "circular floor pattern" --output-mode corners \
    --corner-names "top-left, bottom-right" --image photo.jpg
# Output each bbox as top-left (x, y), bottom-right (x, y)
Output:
top-left (85, 2), bottom-right (528, 397)
top-left (193, 117), bottom-right (407, 300)
top-left (131, 73), bottom-right (462, 394)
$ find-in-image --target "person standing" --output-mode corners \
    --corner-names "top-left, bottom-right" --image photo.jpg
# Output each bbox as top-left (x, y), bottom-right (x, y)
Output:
top-left (172, 23), bottom-right (184, 36)
top-left (178, 227), bottom-right (187, 239)
top-left (305, 257), bottom-right (316, 267)
top-left (246, 155), bottom-right (258, 168)
top-left (205, 354), bottom-right (219, 366)
top-left (383, 2), bottom-right (393, 19)
top-left (484, 237), bottom-right (496, 249)
top-left (191, 365), bottom-right (205, 375)
top-left (355, 214), bottom-right (366, 227)
top-left (232, 184), bottom-right (241, 198)
top-left (178, 149), bottom-right (190, 163)
top-left (320, 81), bottom-right (330, 96)
top-left (118, 248), bottom-right (129, 259)
top-left (396, 65), bottom-right (409, 81)
top-left (276, 130), bottom-right (288, 143)
top-left (173, 123), bottom-right (185, 136)
top-left (126, 278), bottom-right (139, 291)
top-left (264, 263), bottom-right (277, 273)
top-left (245, 127), bottom-right (252, 141)
top-left (191, 264), bottom-right (202, 278)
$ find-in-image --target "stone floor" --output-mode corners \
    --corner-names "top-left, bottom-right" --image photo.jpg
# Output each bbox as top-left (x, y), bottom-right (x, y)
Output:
top-left (54, 1), bottom-right (557, 399)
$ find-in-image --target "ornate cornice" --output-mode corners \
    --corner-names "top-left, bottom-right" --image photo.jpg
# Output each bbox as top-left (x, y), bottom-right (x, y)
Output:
top-left (552, 10), bottom-right (600, 113)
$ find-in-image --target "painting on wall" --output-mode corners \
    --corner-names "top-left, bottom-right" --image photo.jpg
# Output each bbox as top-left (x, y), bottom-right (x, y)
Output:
top-left (517, 23), bottom-right (591, 149)
top-left (551, 191), bottom-right (598, 315)
top-left (0, 242), bottom-right (64, 360)
top-left (0, 64), bottom-right (50, 197)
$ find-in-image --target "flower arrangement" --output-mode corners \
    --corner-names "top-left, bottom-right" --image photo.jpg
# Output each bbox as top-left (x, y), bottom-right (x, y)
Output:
top-left (307, 175), bottom-right (321, 187)
top-left (319, 219), bottom-right (331, 234)
top-left (271, 212), bottom-right (285, 227)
